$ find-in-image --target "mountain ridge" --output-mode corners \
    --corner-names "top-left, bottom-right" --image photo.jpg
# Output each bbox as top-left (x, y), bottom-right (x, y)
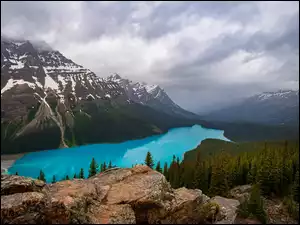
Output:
top-left (201, 89), bottom-right (299, 126)
top-left (106, 73), bottom-right (200, 119)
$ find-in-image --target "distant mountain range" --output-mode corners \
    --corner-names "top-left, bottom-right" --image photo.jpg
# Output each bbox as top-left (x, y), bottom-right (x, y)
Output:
top-left (201, 90), bottom-right (299, 127)
top-left (1, 37), bottom-right (199, 154)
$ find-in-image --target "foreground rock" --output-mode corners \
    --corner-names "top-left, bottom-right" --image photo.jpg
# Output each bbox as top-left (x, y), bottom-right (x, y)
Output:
top-left (1, 165), bottom-right (238, 224)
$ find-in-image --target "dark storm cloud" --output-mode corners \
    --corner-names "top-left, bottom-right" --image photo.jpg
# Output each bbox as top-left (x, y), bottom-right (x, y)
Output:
top-left (1, 1), bottom-right (299, 113)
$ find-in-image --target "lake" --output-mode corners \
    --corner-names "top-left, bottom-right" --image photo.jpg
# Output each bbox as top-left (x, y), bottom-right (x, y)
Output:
top-left (8, 125), bottom-right (228, 182)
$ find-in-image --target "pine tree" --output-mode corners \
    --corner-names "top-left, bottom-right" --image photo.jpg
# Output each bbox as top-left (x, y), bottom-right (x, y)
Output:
top-left (103, 162), bottom-right (107, 172)
top-left (88, 158), bottom-right (98, 178)
top-left (257, 148), bottom-right (277, 196)
top-left (292, 170), bottom-right (299, 202)
top-left (163, 162), bottom-right (169, 180)
top-left (168, 156), bottom-right (181, 188)
top-left (248, 184), bottom-right (267, 224)
top-left (52, 175), bottom-right (56, 183)
top-left (247, 160), bottom-right (257, 184)
top-left (209, 152), bottom-right (230, 196)
top-left (108, 161), bottom-right (112, 169)
top-left (66, 175), bottom-right (70, 180)
top-left (144, 151), bottom-right (154, 168)
top-left (73, 173), bottom-right (77, 179)
top-left (15, 171), bottom-right (18, 175)
top-left (38, 170), bottom-right (46, 182)
top-left (79, 168), bottom-right (85, 179)
top-left (193, 161), bottom-right (208, 192)
top-left (155, 161), bottom-right (162, 173)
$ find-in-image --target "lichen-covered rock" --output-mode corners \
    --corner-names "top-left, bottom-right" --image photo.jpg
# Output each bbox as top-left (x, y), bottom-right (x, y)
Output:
top-left (229, 185), bottom-right (252, 203)
top-left (1, 174), bottom-right (45, 195)
top-left (42, 179), bottom-right (106, 224)
top-left (210, 196), bottom-right (240, 224)
top-left (104, 168), bottom-right (173, 206)
top-left (1, 192), bottom-right (46, 224)
top-left (88, 204), bottom-right (136, 224)
top-left (156, 187), bottom-right (210, 224)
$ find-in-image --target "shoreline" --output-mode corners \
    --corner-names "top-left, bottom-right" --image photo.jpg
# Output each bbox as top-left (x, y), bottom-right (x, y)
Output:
top-left (1, 153), bottom-right (25, 174)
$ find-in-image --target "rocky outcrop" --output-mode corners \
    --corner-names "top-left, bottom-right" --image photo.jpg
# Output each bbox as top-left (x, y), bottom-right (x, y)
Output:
top-left (228, 185), bottom-right (252, 203)
top-left (1, 165), bottom-right (239, 224)
top-left (210, 196), bottom-right (240, 224)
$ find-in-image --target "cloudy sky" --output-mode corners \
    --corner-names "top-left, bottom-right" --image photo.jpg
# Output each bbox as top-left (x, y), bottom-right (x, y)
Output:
top-left (1, 1), bottom-right (299, 113)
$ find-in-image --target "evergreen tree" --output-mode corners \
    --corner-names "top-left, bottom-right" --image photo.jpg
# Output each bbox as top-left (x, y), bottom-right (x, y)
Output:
top-left (73, 173), bottom-right (77, 179)
top-left (15, 171), bottom-right (18, 175)
top-left (209, 152), bottom-right (230, 196)
top-left (163, 162), bottom-right (169, 180)
top-left (100, 163), bottom-right (104, 172)
top-left (144, 151), bottom-right (154, 168)
top-left (193, 161), bottom-right (208, 192)
top-left (292, 170), bottom-right (299, 202)
top-left (237, 184), bottom-right (267, 224)
top-left (38, 170), bottom-right (46, 182)
top-left (168, 156), bottom-right (181, 188)
top-left (88, 158), bottom-right (98, 178)
top-left (52, 175), bottom-right (56, 183)
top-left (155, 161), bottom-right (162, 173)
top-left (103, 162), bottom-right (107, 171)
top-left (66, 175), bottom-right (70, 180)
top-left (79, 168), bottom-right (85, 179)
top-left (247, 161), bottom-right (257, 184)
top-left (248, 184), bottom-right (267, 224)
top-left (108, 161), bottom-right (112, 169)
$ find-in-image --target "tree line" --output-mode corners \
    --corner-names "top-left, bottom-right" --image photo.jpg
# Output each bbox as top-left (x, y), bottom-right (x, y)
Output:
top-left (35, 159), bottom-right (114, 183)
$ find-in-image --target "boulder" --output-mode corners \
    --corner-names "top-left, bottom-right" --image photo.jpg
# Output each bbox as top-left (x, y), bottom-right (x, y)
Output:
top-left (228, 185), bottom-right (252, 203)
top-left (156, 187), bottom-right (210, 224)
top-left (210, 196), bottom-right (240, 224)
top-left (42, 179), bottom-right (100, 224)
top-left (1, 192), bottom-right (46, 224)
top-left (1, 174), bottom-right (45, 195)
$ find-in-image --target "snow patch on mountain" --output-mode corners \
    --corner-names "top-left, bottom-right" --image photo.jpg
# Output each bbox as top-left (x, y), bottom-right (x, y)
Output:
top-left (256, 90), bottom-right (298, 101)
top-left (1, 78), bottom-right (36, 95)
top-left (32, 76), bottom-right (43, 89)
top-left (44, 74), bottom-right (59, 91)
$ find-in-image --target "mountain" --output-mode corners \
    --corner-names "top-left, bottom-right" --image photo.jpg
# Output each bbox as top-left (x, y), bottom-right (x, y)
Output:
top-left (201, 90), bottom-right (299, 126)
top-left (1, 37), bottom-right (198, 154)
top-left (106, 74), bottom-right (199, 119)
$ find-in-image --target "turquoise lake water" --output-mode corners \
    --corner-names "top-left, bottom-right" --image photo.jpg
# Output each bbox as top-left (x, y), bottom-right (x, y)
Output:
top-left (8, 125), bottom-right (228, 182)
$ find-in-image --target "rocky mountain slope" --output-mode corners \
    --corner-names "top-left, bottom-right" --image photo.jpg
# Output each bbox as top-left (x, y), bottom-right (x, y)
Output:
top-left (201, 90), bottom-right (299, 126)
top-left (1, 37), bottom-right (199, 154)
top-left (106, 74), bottom-right (199, 119)
top-left (1, 165), bottom-right (240, 224)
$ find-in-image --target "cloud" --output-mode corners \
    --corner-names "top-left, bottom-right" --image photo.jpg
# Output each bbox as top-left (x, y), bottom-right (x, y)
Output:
top-left (1, 1), bottom-right (299, 113)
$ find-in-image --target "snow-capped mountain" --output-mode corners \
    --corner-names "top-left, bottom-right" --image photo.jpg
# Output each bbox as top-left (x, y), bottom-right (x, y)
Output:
top-left (202, 90), bottom-right (299, 126)
top-left (106, 74), bottom-right (178, 107)
top-left (106, 74), bottom-right (199, 119)
top-left (1, 37), bottom-right (198, 154)
top-left (1, 38), bottom-right (127, 112)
